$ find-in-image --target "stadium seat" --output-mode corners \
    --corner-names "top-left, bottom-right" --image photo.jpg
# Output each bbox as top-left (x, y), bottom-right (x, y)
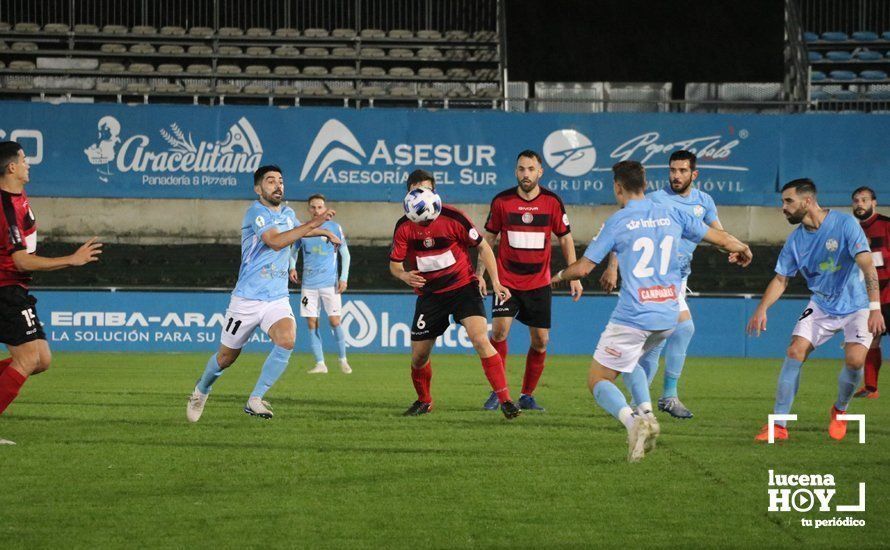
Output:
top-left (362, 48), bottom-right (386, 58)
top-left (154, 82), bottom-right (183, 93)
top-left (218, 27), bottom-right (244, 37)
top-left (359, 85), bottom-right (386, 96)
top-left (389, 86), bottom-right (415, 97)
top-left (331, 65), bottom-right (357, 76)
top-left (128, 63), bottom-right (155, 73)
top-left (803, 31), bottom-right (819, 42)
top-left (417, 29), bottom-right (443, 40)
top-left (808, 51), bottom-right (823, 62)
top-left (604, 81), bottom-right (671, 112)
top-left (446, 68), bottom-right (472, 79)
top-left (44, 23), bottom-right (69, 34)
top-left (304, 47), bottom-right (329, 57)
top-left (716, 82), bottom-right (783, 112)
top-left (830, 89), bottom-right (858, 100)
top-left (329, 84), bottom-right (356, 97)
top-left (274, 28), bottom-right (299, 38)
top-left (865, 89), bottom-right (890, 100)
top-left (303, 28), bottom-right (329, 38)
top-left (11, 41), bottom-right (38, 52)
top-left (9, 60), bottom-right (36, 71)
top-left (883, 31), bottom-right (890, 41)
top-left (474, 30), bottom-right (496, 41)
top-left (0, 21), bottom-right (10, 31)
top-left (184, 81), bottom-right (211, 93)
top-left (821, 31), bottom-right (849, 41)
top-left (244, 84), bottom-right (271, 94)
top-left (810, 70), bottom-right (827, 81)
top-left (188, 45), bottom-right (213, 55)
top-left (273, 85), bottom-right (298, 95)
top-left (215, 82), bottom-right (242, 94)
top-left (187, 26), bottom-right (213, 37)
top-left (273, 65), bottom-right (299, 75)
top-left (829, 70), bottom-right (857, 80)
top-left (388, 29), bottom-right (413, 39)
top-left (100, 43), bottom-right (127, 53)
top-left (860, 70), bottom-right (888, 80)
top-left (418, 67), bottom-right (444, 78)
top-left (160, 26), bottom-right (186, 36)
top-left (157, 63), bottom-right (184, 74)
top-left (852, 31), bottom-right (879, 41)
top-left (245, 65), bottom-right (271, 75)
top-left (809, 89), bottom-right (830, 100)
top-left (331, 28), bottom-right (357, 38)
top-left (99, 62), bottom-right (126, 73)
top-left (825, 50), bottom-right (853, 61)
top-left (102, 24), bottom-right (128, 35)
top-left (300, 85), bottom-right (329, 96)
top-left (274, 46), bottom-right (299, 57)
top-left (96, 80), bottom-right (123, 92)
top-left (217, 64), bottom-right (241, 74)
top-left (246, 27), bottom-right (272, 38)
top-left (445, 30), bottom-right (470, 41)
top-left (218, 46), bottom-right (243, 55)
top-left (475, 86), bottom-right (501, 98)
top-left (360, 28), bottom-right (386, 39)
top-left (158, 44), bottom-right (185, 55)
top-left (418, 86), bottom-right (445, 98)
top-left (388, 48), bottom-right (414, 58)
top-left (246, 46), bottom-right (272, 57)
top-left (418, 47), bottom-right (443, 59)
top-left (74, 24), bottom-right (99, 33)
top-left (475, 68), bottom-right (497, 80)
top-left (130, 43), bottom-right (156, 54)
top-left (855, 49), bottom-right (882, 61)
top-left (332, 47), bottom-right (358, 57)
top-left (360, 66), bottom-right (386, 77)
top-left (125, 82), bottom-right (152, 94)
top-left (302, 66), bottom-right (329, 76)
top-left (389, 66), bottom-right (415, 77)
top-left (131, 25), bottom-right (156, 35)
top-left (13, 22), bottom-right (39, 33)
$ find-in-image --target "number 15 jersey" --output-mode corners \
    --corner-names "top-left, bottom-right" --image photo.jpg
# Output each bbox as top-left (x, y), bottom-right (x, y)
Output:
top-left (584, 198), bottom-right (709, 331)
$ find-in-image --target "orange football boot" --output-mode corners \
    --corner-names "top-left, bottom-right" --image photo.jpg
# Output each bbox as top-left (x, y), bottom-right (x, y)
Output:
top-left (755, 423), bottom-right (788, 442)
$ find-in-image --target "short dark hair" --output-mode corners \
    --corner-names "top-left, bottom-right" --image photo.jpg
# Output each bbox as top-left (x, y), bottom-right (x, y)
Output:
top-left (406, 169), bottom-right (435, 191)
top-left (0, 141), bottom-right (23, 174)
top-left (254, 165), bottom-right (282, 186)
top-left (612, 160), bottom-right (646, 193)
top-left (852, 186), bottom-right (876, 201)
top-left (516, 149), bottom-right (542, 164)
top-left (307, 193), bottom-right (326, 204)
top-left (781, 178), bottom-right (817, 196)
top-left (669, 150), bottom-right (697, 171)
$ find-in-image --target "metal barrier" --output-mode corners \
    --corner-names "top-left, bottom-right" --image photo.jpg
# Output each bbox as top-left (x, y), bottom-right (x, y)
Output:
top-left (798, 0), bottom-right (890, 33)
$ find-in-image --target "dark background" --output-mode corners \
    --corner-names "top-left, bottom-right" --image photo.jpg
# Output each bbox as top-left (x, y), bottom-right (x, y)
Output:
top-left (504, 0), bottom-right (785, 88)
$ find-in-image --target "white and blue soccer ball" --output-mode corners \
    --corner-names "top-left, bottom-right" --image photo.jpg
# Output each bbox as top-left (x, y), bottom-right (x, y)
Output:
top-left (403, 188), bottom-right (442, 223)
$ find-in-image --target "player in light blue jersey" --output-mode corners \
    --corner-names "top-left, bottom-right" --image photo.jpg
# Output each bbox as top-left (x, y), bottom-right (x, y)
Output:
top-left (555, 161), bottom-right (752, 461)
top-left (186, 165), bottom-right (340, 422)
top-left (289, 194), bottom-right (352, 374)
top-left (602, 150), bottom-right (722, 419)
top-left (749, 179), bottom-right (885, 442)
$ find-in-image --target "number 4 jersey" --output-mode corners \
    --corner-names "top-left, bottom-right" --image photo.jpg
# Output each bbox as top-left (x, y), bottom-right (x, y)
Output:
top-left (584, 198), bottom-right (710, 331)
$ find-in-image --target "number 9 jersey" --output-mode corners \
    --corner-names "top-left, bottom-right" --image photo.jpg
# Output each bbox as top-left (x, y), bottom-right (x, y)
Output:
top-left (584, 198), bottom-right (710, 331)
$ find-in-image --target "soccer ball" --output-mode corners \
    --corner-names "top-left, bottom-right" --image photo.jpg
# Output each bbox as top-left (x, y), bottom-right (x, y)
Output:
top-left (403, 188), bottom-right (442, 223)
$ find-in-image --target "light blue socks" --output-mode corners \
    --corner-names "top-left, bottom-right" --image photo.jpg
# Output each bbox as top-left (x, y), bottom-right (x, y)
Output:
top-left (332, 325), bottom-right (347, 360)
top-left (835, 365), bottom-right (863, 411)
top-left (593, 380), bottom-right (632, 421)
top-left (774, 357), bottom-right (803, 426)
top-left (622, 366), bottom-right (652, 411)
top-left (196, 353), bottom-right (223, 394)
top-left (663, 319), bottom-right (694, 398)
top-left (250, 345), bottom-right (293, 399)
top-left (309, 327), bottom-right (324, 364)
top-left (638, 341), bottom-right (664, 386)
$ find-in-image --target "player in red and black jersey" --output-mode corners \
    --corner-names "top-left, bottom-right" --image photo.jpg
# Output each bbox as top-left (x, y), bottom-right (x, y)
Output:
top-left (476, 150), bottom-right (583, 411)
top-left (390, 169), bottom-right (521, 419)
top-left (853, 186), bottom-right (890, 399)
top-left (0, 141), bottom-right (102, 445)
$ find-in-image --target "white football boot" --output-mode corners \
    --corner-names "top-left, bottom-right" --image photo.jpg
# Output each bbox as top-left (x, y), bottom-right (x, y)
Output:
top-left (0, 438), bottom-right (15, 445)
top-left (308, 362), bottom-right (328, 374)
top-left (186, 387), bottom-right (209, 423)
top-left (244, 396), bottom-right (274, 419)
top-left (642, 411), bottom-right (660, 453)
top-left (627, 415), bottom-right (651, 463)
top-left (339, 358), bottom-right (352, 374)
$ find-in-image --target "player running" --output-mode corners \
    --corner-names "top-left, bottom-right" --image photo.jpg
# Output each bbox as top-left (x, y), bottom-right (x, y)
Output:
top-left (289, 194), bottom-right (352, 375)
top-left (477, 150), bottom-right (582, 412)
top-left (749, 179), bottom-right (885, 442)
top-left (554, 161), bottom-right (752, 461)
top-left (601, 150), bottom-right (722, 419)
top-left (186, 165), bottom-right (339, 422)
top-left (851, 186), bottom-right (888, 399)
top-left (390, 169), bottom-right (520, 419)
top-left (0, 141), bottom-right (102, 445)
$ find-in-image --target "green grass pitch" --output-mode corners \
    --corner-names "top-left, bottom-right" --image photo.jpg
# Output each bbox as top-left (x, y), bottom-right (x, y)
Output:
top-left (1, 352), bottom-right (887, 548)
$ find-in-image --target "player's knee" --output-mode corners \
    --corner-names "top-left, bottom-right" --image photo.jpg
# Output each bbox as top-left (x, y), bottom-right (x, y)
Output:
top-left (491, 327), bottom-right (508, 342)
top-left (411, 354), bottom-right (430, 369)
top-left (531, 335), bottom-right (549, 352)
top-left (329, 317), bottom-right (341, 328)
top-left (274, 336), bottom-right (296, 351)
top-left (216, 349), bottom-right (238, 368)
top-left (785, 346), bottom-right (807, 362)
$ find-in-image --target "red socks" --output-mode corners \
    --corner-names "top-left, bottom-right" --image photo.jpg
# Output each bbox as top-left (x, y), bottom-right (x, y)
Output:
top-left (481, 353), bottom-right (511, 403)
top-left (864, 347), bottom-right (882, 391)
top-left (0, 366), bottom-right (26, 415)
top-left (0, 357), bottom-right (11, 376)
top-left (490, 338), bottom-right (508, 367)
top-left (522, 348), bottom-right (547, 396)
top-left (411, 361), bottom-right (432, 403)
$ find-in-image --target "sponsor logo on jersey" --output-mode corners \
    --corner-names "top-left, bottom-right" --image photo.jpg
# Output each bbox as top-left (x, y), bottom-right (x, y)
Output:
top-left (638, 284), bottom-right (677, 303)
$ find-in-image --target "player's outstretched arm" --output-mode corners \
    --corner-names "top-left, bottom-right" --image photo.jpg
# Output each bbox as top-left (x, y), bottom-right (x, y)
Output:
top-left (477, 239), bottom-right (510, 302)
top-left (390, 261), bottom-right (426, 289)
top-left (262, 210), bottom-right (336, 251)
top-left (558, 233), bottom-right (584, 301)
top-left (701, 228), bottom-right (753, 267)
top-left (12, 237), bottom-right (102, 272)
top-left (474, 230), bottom-right (498, 295)
top-left (746, 274), bottom-right (789, 336)
top-left (552, 257), bottom-right (597, 284)
top-left (854, 251), bottom-right (887, 336)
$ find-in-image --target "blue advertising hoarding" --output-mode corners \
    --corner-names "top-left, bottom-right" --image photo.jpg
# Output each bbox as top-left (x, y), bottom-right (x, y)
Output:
top-left (32, 290), bottom-right (844, 360)
top-left (2, 101), bottom-right (885, 206)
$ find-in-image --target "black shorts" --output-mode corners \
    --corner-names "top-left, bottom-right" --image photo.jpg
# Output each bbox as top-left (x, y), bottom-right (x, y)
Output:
top-left (411, 281), bottom-right (486, 341)
top-left (491, 284), bottom-right (552, 329)
top-left (0, 285), bottom-right (46, 346)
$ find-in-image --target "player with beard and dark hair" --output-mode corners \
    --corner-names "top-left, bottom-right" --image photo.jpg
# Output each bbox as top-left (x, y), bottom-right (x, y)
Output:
top-left (749, 179), bottom-right (885, 442)
top-left (601, 150), bottom-right (721, 419)
top-left (851, 186), bottom-right (889, 399)
top-left (475, 149), bottom-right (582, 412)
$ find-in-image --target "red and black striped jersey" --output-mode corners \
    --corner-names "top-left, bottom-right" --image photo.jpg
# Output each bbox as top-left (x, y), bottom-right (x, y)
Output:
top-left (390, 205), bottom-right (482, 295)
top-left (0, 188), bottom-right (37, 288)
top-left (484, 187), bottom-right (570, 291)
top-left (861, 212), bottom-right (890, 303)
